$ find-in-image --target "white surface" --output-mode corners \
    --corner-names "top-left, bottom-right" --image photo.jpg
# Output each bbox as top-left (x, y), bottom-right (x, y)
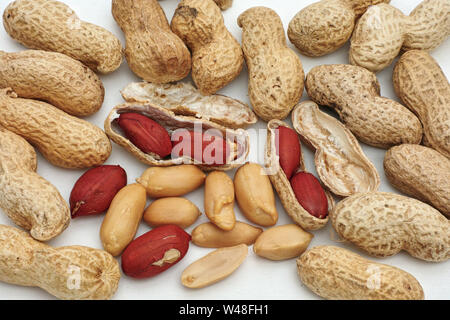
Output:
top-left (0, 0), bottom-right (448, 300)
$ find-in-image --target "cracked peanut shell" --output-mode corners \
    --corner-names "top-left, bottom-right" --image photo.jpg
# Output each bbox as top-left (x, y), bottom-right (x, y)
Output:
top-left (292, 101), bottom-right (380, 197)
top-left (105, 102), bottom-right (250, 171)
top-left (265, 120), bottom-right (335, 231)
top-left (121, 81), bottom-right (257, 129)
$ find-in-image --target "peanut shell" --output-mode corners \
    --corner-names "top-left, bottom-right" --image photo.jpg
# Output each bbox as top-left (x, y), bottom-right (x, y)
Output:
top-left (104, 102), bottom-right (250, 171)
top-left (121, 82), bottom-right (257, 129)
top-left (305, 64), bottom-right (423, 149)
top-left (171, 0), bottom-right (244, 95)
top-left (349, 0), bottom-right (450, 72)
top-left (0, 89), bottom-right (111, 169)
top-left (3, 0), bottom-right (123, 73)
top-left (112, 0), bottom-right (191, 83)
top-left (0, 127), bottom-right (70, 241)
top-left (238, 6), bottom-right (304, 121)
top-left (265, 120), bottom-right (334, 231)
top-left (0, 50), bottom-right (104, 117)
top-left (0, 225), bottom-right (120, 300)
top-left (393, 50), bottom-right (450, 159)
top-left (297, 246), bottom-right (424, 300)
top-left (384, 144), bottom-right (450, 218)
top-left (292, 101), bottom-right (380, 196)
top-left (331, 192), bottom-right (450, 262)
top-left (288, 0), bottom-right (390, 57)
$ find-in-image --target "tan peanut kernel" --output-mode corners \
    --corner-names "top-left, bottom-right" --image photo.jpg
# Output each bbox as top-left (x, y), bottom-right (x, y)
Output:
top-left (137, 165), bottom-right (206, 198)
top-left (144, 197), bottom-right (201, 229)
top-left (234, 163), bottom-right (278, 227)
top-left (254, 224), bottom-right (313, 261)
top-left (191, 221), bottom-right (263, 248)
top-left (181, 244), bottom-right (248, 289)
top-left (204, 171), bottom-right (236, 231)
top-left (100, 184), bottom-right (147, 257)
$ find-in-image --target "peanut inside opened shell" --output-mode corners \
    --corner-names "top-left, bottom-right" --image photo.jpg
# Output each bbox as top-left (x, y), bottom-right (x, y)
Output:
top-left (104, 102), bottom-right (250, 171)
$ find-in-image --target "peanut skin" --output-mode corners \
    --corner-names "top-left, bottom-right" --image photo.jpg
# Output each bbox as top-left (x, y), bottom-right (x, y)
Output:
top-left (112, 0), bottom-right (191, 83)
top-left (393, 50), bottom-right (450, 159)
top-left (0, 127), bottom-right (70, 241)
top-left (3, 0), bottom-right (123, 74)
top-left (350, 0), bottom-right (450, 72)
top-left (288, 0), bottom-right (390, 57)
top-left (384, 144), bottom-right (450, 218)
top-left (0, 89), bottom-right (111, 169)
top-left (331, 192), bottom-right (450, 262)
top-left (171, 0), bottom-right (244, 95)
top-left (0, 50), bottom-right (104, 117)
top-left (305, 64), bottom-right (423, 149)
top-left (0, 225), bottom-right (120, 300)
top-left (238, 7), bottom-right (305, 122)
top-left (297, 246), bottom-right (424, 300)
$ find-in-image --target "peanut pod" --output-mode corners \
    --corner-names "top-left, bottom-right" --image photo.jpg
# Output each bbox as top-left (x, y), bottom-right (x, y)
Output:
top-left (305, 64), bottom-right (423, 149)
top-left (265, 120), bottom-right (334, 230)
top-left (3, 0), bottom-right (123, 73)
top-left (171, 0), bottom-right (244, 95)
top-left (104, 102), bottom-right (250, 171)
top-left (288, 0), bottom-right (390, 57)
top-left (393, 50), bottom-right (450, 159)
top-left (0, 224), bottom-right (120, 300)
top-left (0, 50), bottom-right (104, 117)
top-left (384, 144), bottom-right (450, 218)
top-left (297, 246), bottom-right (424, 300)
top-left (331, 192), bottom-right (450, 262)
top-left (112, 0), bottom-right (191, 83)
top-left (0, 89), bottom-right (111, 169)
top-left (0, 127), bottom-right (70, 241)
top-left (238, 6), bottom-right (304, 121)
top-left (349, 0), bottom-right (450, 72)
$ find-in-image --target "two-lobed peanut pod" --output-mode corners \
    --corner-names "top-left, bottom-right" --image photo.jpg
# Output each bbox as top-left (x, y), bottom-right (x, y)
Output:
top-left (0, 89), bottom-right (111, 169)
top-left (0, 127), bottom-right (70, 241)
top-left (349, 0), bottom-right (450, 72)
top-left (0, 50), bottom-right (104, 117)
top-left (0, 225), bottom-right (120, 300)
top-left (3, 0), bottom-right (123, 74)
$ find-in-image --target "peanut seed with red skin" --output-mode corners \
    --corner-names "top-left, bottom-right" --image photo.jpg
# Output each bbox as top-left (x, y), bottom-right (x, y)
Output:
top-left (290, 172), bottom-right (328, 219)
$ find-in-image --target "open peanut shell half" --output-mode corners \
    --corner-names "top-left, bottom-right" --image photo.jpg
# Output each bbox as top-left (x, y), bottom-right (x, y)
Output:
top-left (291, 101), bottom-right (380, 197)
top-left (105, 102), bottom-right (250, 171)
top-left (265, 119), bottom-right (334, 230)
top-left (121, 82), bottom-right (258, 129)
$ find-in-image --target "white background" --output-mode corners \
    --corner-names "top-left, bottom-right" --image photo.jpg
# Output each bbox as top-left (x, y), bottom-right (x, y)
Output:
top-left (0, 0), bottom-right (448, 300)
